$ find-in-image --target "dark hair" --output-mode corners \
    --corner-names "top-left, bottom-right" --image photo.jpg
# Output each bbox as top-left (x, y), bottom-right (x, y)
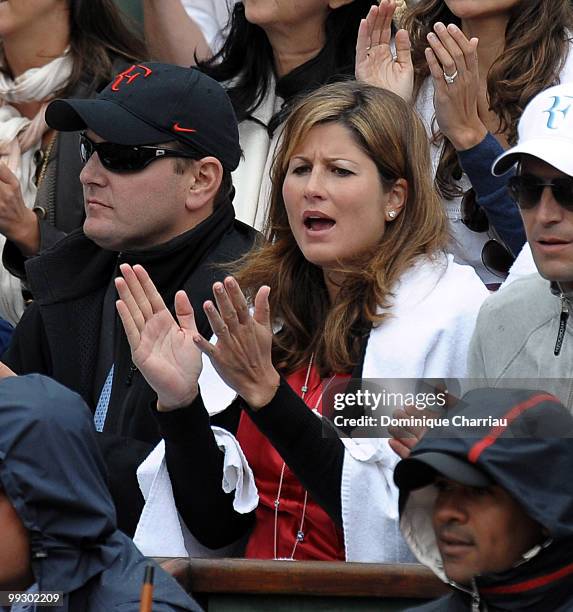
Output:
top-left (63, 0), bottom-right (147, 97)
top-left (403, 0), bottom-right (573, 199)
top-left (198, 1), bottom-right (377, 123)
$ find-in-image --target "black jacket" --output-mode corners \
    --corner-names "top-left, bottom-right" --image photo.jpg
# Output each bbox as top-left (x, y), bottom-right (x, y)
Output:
top-left (0, 374), bottom-right (201, 611)
top-left (3, 203), bottom-right (256, 535)
top-left (399, 388), bottom-right (573, 611)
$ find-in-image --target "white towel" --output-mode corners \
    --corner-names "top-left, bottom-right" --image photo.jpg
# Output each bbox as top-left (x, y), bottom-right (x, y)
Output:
top-left (134, 427), bottom-right (258, 557)
top-left (341, 437), bottom-right (415, 562)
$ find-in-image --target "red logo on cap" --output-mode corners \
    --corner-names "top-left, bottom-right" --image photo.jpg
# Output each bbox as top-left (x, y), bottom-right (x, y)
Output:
top-left (111, 65), bottom-right (153, 92)
top-left (173, 123), bottom-right (197, 134)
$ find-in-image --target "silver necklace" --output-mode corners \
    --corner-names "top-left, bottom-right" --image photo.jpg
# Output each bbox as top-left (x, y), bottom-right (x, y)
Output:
top-left (273, 352), bottom-right (314, 560)
top-left (272, 354), bottom-right (338, 560)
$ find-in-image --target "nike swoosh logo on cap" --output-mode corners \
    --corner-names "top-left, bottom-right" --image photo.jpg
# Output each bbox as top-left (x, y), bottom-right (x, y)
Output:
top-left (173, 123), bottom-right (197, 133)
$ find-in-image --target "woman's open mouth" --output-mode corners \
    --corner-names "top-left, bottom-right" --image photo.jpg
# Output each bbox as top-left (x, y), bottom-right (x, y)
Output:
top-left (303, 212), bottom-right (336, 232)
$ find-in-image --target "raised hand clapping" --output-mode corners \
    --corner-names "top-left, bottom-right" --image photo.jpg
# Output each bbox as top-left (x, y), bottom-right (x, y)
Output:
top-left (355, 0), bottom-right (414, 102)
top-left (115, 263), bottom-right (203, 411)
top-left (193, 277), bottom-right (280, 411)
top-left (425, 22), bottom-right (488, 150)
top-left (116, 265), bottom-right (280, 412)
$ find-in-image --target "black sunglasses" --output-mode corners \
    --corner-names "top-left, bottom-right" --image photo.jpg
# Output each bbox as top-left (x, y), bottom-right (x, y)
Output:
top-left (481, 239), bottom-right (515, 280)
top-left (460, 188), bottom-right (515, 279)
top-left (79, 133), bottom-right (198, 173)
top-left (461, 188), bottom-right (489, 233)
top-left (507, 174), bottom-right (573, 211)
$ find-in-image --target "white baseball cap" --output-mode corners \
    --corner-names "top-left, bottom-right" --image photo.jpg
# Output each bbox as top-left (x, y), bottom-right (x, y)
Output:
top-left (492, 82), bottom-right (573, 177)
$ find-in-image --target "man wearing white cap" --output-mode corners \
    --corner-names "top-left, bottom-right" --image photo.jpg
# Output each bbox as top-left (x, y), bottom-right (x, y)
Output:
top-left (468, 82), bottom-right (573, 407)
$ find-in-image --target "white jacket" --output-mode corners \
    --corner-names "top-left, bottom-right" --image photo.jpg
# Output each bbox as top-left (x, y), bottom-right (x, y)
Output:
top-left (231, 85), bottom-right (283, 229)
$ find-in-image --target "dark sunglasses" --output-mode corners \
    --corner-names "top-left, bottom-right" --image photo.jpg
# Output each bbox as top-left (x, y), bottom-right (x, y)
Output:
top-left (460, 188), bottom-right (514, 280)
top-left (461, 188), bottom-right (489, 233)
top-left (79, 133), bottom-right (198, 173)
top-left (507, 174), bottom-right (573, 211)
top-left (481, 239), bottom-right (514, 281)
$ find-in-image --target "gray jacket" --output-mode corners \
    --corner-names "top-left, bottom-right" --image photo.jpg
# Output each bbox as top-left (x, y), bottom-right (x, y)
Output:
top-left (467, 273), bottom-right (573, 407)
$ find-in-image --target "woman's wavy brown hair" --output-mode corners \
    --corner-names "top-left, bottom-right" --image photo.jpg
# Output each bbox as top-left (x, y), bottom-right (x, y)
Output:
top-left (403, 0), bottom-right (573, 198)
top-left (234, 81), bottom-right (449, 376)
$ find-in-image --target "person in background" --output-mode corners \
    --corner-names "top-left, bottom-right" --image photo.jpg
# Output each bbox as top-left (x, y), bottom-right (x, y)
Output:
top-left (0, 371), bottom-right (200, 612)
top-left (394, 387), bottom-right (573, 611)
top-left (357, 0), bottom-right (573, 286)
top-left (467, 82), bottom-right (573, 408)
top-left (0, 0), bottom-right (146, 324)
top-left (115, 81), bottom-right (488, 562)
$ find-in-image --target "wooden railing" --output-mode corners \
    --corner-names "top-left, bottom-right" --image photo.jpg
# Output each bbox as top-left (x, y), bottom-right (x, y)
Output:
top-left (159, 558), bottom-right (449, 611)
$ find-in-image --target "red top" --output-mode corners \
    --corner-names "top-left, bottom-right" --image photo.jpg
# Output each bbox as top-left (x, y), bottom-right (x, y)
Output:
top-left (236, 364), bottom-right (348, 561)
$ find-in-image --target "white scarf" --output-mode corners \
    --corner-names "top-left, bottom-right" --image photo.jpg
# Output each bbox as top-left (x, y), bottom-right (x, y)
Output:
top-left (0, 52), bottom-right (72, 325)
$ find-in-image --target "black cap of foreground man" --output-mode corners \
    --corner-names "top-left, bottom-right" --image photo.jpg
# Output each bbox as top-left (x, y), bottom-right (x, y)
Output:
top-left (394, 387), bottom-right (573, 521)
top-left (45, 62), bottom-right (241, 171)
top-left (395, 449), bottom-right (492, 492)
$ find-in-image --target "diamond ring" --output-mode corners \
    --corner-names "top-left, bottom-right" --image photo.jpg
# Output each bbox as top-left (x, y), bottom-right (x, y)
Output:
top-left (443, 70), bottom-right (458, 85)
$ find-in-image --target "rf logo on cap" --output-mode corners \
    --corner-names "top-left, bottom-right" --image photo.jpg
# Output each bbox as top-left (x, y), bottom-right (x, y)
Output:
top-left (111, 64), bottom-right (153, 92)
top-left (544, 95), bottom-right (573, 129)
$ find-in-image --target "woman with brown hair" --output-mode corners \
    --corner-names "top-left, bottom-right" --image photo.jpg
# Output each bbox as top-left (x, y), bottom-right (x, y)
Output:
top-left (356, 0), bottom-right (573, 286)
top-left (0, 0), bottom-right (146, 324)
top-left (115, 81), bottom-right (488, 562)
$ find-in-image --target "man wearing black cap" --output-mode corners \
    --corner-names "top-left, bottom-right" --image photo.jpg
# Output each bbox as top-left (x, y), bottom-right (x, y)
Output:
top-left (393, 388), bottom-right (573, 611)
top-left (1, 62), bottom-right (256, 536)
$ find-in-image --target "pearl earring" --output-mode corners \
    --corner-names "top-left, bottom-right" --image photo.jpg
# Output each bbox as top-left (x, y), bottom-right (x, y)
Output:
top-left (388, 210), bottom-right (397, 219)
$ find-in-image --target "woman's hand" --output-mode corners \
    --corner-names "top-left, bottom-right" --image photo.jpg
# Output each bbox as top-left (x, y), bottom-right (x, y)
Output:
top-left (355, 0), bottom-right (414, 103)
top-left (425, 22), bottom-right (487, 151)
top-left (0, 164), bottom-right (40, 256)
top-left (193, 277), bottom-right (280, 411)
top-left (115, 263), bottom-right (203, 411)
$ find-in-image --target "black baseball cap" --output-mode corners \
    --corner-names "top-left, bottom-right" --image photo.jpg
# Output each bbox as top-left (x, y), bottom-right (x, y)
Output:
top-left (46, 62), bottom-right (241, 171)
top-left (394, 451), bottom-right (492, 492)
